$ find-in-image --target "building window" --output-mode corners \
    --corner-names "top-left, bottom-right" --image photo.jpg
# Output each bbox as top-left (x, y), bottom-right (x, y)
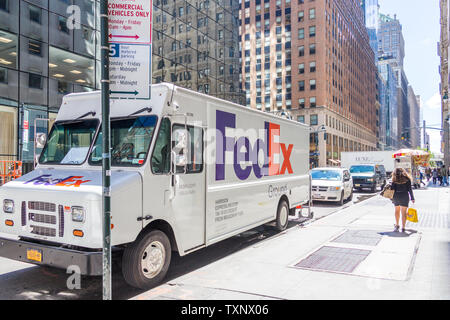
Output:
top-left (58, 16), bottom-right (70, 34)
top-left (29, 73), bottom-right (43, 89)
top-left (0, 0), bottom-right (9, 12)
top-left (310, 61), bottom-right (316, 72)
top-left (299, 45), bottom-right (304, 56)
top-left (310, 97), bottom-right (316, 107)
top-left (309, 44), bottom-right (316, 55)
top-left (310, 79), bottom-right (316, 90)
top-left (309, 8), bottom-right (316, 20)
top-left (298, 28), bottom-right (304, 39)
top-left (310, 114), bottom-right (318, 126)
top-left (298, 63), bottom-right (304, 74)
top-left (309, 26), bottom-right (316, 37)
top-left (298, 11), bottom-right (304, 22)
top-left (298, 80), bottom-right (305, 91)
top-left (29, 5), bottom-right (42, 24)
top-left (297, 115), bottom-right (305, 123)
top-left (28, 40), bottom-right (42, 56)
top-left (299, 98), bottom-right (305, 108)
top-left (0, 67), bottom-right (7, 83)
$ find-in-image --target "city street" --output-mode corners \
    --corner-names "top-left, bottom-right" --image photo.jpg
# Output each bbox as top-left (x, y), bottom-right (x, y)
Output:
top-left (1, 185), bottom-right (448, 300)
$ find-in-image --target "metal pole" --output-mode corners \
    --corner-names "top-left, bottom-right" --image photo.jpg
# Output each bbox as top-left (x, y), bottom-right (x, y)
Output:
top-left (440, 0), bottom-right (449, 167)
top-left (100, 0), bottom-right (112, 301)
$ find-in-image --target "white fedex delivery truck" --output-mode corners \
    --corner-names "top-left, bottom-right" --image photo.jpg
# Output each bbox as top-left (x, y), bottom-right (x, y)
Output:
top-left (0, 84), bottom-right (310, 289)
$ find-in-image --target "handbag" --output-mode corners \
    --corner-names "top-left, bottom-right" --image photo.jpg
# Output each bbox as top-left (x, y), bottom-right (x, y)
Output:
top-left (381, 183), bottom-right (394, 199)
top-left (406, 207), bottom-right (419, 223)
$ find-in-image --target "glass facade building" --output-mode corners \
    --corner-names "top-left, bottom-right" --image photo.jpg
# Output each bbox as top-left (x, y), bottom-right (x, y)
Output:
top-left (0, 0), bottom-right (242, 170)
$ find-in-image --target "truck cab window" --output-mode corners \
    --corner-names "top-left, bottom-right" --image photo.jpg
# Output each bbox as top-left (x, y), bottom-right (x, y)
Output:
top-left (151, 118), bottom-right (171, 174)
top-left (173, 124), bottom-right (203, 174)
top-left (39, 120), bottom-right (98, 165)
top-left (89, 116), bottom-right (157, 167)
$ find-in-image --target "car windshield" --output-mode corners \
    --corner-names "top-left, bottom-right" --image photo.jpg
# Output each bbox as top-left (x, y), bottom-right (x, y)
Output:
top-left (89, 116), bottom-right (157, 166)
top-left (39, 120), bottom-right (99, 165)
top-left (350, 166), bottom-right (375, 174)
top-left (311, 170), bottom-right (342, 181)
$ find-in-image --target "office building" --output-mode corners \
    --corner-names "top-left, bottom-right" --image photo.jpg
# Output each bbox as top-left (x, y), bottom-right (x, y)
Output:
top-left (240, 0), bottom-right (378, 167)
top-left (0, 0), bottom-right (242, 172)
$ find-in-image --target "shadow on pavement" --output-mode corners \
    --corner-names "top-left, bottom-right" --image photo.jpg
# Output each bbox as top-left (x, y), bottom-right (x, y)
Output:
top-left (112, 220), bottom-right (305, 300)
top-left (378, 229), bottom-right (418, 238)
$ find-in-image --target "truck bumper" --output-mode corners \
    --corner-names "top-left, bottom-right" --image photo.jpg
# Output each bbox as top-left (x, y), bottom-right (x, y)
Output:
top-left (0, 237), bottom-right (102, 276)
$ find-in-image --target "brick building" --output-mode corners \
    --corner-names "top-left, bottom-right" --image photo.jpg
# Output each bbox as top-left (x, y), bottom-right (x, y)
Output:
top-left (240, 0), bottom-right (378, 167)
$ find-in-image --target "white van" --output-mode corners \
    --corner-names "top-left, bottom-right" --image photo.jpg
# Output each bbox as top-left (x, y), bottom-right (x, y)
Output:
top-left (0, 84), bottom-right (311, 289)
top-left (310, 167), bottom-right (353, 205)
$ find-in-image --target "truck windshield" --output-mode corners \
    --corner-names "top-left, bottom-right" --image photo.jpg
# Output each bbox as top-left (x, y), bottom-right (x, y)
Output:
top-left (350, 166), bottom-right (375, 174)
top-left (39, 120), bottom-right (99, 165)
top-left (89, 116), bottom-right (157, 167)
top-left (311, 170), bottom-right (342, 181)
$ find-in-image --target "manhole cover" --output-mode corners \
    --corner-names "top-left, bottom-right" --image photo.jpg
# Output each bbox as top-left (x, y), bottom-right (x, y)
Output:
top-left (294, 246), bottom-right (371, 274)
top-left (332, 230), bottom-right (383, 246)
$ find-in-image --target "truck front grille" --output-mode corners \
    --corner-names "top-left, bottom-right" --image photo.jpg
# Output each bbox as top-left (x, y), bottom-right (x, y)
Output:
top-left (58, 205), bottom-right (64, 237)
top-left (28, 201), bottom-right (56, 212)
top-left (312, 186), bottom-right (329, 192)
top-left (30, 225), bottom-right (56, 237)
top-left (29, 213), bottom-right (57, 225)
top-left (21, 201), bottom-right (26, 226)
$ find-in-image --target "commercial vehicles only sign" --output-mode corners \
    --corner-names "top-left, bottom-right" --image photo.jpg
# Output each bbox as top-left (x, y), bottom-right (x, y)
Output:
top-left (108, 0), bottom-right (152, 99)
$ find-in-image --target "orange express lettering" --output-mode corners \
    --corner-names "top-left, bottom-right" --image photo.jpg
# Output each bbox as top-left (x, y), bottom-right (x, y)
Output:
top-left (25, 175), bottom-right (91, 187)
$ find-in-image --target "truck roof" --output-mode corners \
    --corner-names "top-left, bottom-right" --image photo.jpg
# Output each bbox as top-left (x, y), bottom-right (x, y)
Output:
top-left (57, 83), bottom-right (310, 128)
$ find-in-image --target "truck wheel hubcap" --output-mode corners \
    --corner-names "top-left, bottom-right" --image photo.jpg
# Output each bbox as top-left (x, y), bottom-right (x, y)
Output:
top-left (141, 241), bottom-right (165, 279)
top-left (280, 206), bottom-right (288, 226)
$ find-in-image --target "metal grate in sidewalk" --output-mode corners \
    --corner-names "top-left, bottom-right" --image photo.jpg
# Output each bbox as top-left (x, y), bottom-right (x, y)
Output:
top-left (331, 230), bottom-right (383, 246)
top-left (293, 246), bottom-right (371, 274)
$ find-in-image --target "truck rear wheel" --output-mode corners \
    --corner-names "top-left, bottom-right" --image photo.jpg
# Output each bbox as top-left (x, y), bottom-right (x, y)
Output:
top-left (275, 200), bottom-right (289, 231)
top-left (122, 230), bottom-right (171, 289)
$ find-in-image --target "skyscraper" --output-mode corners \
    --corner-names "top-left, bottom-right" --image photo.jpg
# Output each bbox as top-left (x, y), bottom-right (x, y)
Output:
top-left (240, 0), bottom-right (378, 167)
top-left (0, 0), bottom-right (243, 172)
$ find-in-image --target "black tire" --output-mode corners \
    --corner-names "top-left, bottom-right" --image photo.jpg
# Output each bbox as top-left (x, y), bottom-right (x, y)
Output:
top-left (122, 230), bottom-right (171, 290)
top-left (338, 191), bottom-right (345, 206)
top-left (275, 200), bottom-right (289, 231)
top-left (371, 184), bottom-right (376, 193)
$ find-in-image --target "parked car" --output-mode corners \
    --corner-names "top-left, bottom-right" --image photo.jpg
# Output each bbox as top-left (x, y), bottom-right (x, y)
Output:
top-left (310, 167), bottom-right (353, 205)
top-left (349, 164), bottom-right (386, 192)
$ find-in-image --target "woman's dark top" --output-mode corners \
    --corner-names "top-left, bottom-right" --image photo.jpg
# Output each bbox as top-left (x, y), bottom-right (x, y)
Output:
top-left (392, 178), bottom-right (415, 207)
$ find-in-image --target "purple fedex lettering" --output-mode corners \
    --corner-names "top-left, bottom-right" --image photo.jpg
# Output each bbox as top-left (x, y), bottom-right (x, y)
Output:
top-left (216, 110), bottom-right (271, 181)
top-left (216, 110), bottom-right (236, 181)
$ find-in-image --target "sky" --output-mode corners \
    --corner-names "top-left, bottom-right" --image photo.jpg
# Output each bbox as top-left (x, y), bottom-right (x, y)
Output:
top-left (378, 0), bottom-right (442, 154)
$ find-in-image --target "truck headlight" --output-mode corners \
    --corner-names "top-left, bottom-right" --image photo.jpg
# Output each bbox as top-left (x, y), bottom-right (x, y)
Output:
top-left (330, 187), bottom-right (341, 191)
top-left (367, 178), bottom-right (374, 182)
top-left (3, 199), bottom-right (14, 213)
top-left (71, 206), bottom-right (85, 222)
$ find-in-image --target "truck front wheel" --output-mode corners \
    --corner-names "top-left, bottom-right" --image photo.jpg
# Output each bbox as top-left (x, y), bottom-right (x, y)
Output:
top-left (122, 230), bottom-right (171, 289)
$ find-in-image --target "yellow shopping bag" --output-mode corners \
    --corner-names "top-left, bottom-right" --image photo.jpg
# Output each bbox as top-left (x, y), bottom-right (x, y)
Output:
top-left (406, 207), bottom-right (418, 223)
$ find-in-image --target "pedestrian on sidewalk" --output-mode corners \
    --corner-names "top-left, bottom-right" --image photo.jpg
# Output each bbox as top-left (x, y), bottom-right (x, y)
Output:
top-left (391, 168), bottom-right (415, 233)
top-left (425, 167), bottom-right (432, 182)
top-left (441, 165), bottom-right (449, 186)
top-left (432, 168), bottom-right (438, 185)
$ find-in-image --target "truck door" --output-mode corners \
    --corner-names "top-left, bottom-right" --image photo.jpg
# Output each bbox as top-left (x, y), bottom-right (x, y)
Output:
top-left (170, 124), bottom-right (206, 252)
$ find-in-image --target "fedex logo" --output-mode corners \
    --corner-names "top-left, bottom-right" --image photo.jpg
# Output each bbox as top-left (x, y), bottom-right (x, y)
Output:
top-left (216, 110), bottom-right (294, 181)
top-left (25, 175), bottom-right (91, 187)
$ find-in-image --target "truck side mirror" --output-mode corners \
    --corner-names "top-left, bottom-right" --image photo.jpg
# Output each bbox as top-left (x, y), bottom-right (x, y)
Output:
top-left (172, 128), bottom-right (189, 170)
top-left (35, 133), bottom-right (47, 149)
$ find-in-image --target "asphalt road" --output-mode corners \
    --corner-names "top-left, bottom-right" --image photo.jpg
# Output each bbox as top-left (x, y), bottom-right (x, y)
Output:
top-left (0, 190), bottom-right (378, 300)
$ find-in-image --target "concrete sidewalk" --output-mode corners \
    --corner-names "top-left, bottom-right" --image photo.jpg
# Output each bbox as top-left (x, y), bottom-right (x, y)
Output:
top-left (132, 186), bottom-right (450, 300)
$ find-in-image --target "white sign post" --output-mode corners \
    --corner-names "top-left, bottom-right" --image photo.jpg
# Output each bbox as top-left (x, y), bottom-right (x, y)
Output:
top-left (108, 0), bottom-right (152, 100)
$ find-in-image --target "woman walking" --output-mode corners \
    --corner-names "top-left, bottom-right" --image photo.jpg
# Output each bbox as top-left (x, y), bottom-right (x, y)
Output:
top-left (391, 168), bottom-right (415, 232)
